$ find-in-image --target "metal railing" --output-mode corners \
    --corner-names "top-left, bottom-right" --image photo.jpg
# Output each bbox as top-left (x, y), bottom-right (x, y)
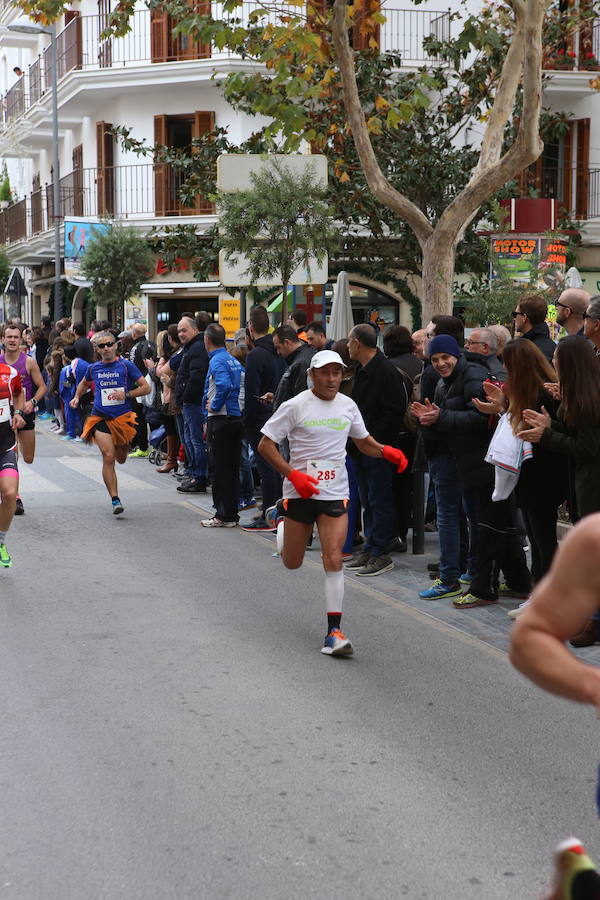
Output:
top-left (518, 165), bottom-right (600, 220)
top-left (0, 163), bottom-right (216, 245)
top-left (0, 5), bottom-right (452, 126)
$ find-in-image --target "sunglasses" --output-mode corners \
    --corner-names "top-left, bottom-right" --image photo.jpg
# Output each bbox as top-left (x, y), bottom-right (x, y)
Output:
top-left (555, 300), bottom-right (571, 311)
top-left (97, 341), bottom-right (115, 349)
top-left (582, 312), bottom-right (599, 321)
top-left (511, 310), bottom-right (523, 318)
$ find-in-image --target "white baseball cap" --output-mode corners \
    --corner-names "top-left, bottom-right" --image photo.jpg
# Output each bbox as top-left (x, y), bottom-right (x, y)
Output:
top-left (309, 349), bottom-right (347, 369)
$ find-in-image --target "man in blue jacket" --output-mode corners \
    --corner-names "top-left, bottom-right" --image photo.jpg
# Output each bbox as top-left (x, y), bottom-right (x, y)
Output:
top-left (201, 323), bottom-right (243, 527)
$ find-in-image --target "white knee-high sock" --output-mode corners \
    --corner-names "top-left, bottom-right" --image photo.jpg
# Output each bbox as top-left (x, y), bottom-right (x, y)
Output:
top-left (325, 569), bottom-right (344, 614)
top-left (276, 519), bottom-right (285, 554)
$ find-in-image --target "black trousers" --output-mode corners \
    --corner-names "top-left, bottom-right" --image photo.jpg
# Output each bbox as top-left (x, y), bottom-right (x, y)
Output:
top-left (131, 399), bottom-right (148, 451)
top-left (521, 505), bottom-right (559, 584)
top-left (246, 423), bottom-right (282, 516)
top-left (206, 416), bottom-right (243, 523)
top-left (465, 483), bottom-right (532, 602)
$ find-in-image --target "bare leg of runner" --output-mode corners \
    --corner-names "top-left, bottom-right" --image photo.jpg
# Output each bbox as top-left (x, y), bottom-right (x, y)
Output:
top-left (17, 430), bottom-right (35, 464)
top-left (0, 469), bottom-right (18, 566)
top-left (280, 517), bottom-right (312, 569)
top-left (94, 431), bottom-right (119, 496)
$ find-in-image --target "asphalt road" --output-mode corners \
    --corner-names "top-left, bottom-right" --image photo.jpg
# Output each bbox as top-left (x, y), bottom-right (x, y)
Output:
top-left (1, 426), bottom-right (599, 899)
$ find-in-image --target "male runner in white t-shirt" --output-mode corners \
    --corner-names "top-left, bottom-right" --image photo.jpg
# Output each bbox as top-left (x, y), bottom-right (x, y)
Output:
top-left (259, 350), bottom-right (408, 657)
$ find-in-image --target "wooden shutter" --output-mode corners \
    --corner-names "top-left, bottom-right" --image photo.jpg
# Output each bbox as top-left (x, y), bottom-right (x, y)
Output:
top-left (73, 143), bottom-right (83, 216)
top-left (96, 121), bottom-right (114, 216)
top-left (151, 7), bottom-right (170, 62)
top-left (63, 10), bottom-right (83, 72)
top-left (196, 0), bottom-right (211, 59)
top-left (576, 117), bottom-right (590, 219)
top-left (561, 124), bottom-right (573, 216)
top-left (193, 111), bottom-right (215, 213)
top-left (351, 0), bottom-right (380, 51)
top-left (154, 115), bottom-right (168, 216)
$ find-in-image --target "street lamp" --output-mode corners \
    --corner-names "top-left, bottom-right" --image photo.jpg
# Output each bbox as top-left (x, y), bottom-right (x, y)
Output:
top-left (8, 18), bottom-right (61, 323)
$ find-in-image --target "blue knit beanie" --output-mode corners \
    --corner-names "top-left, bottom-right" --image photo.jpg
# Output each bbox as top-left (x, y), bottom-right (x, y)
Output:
top-left (428, 335), bottom-right (462, 358)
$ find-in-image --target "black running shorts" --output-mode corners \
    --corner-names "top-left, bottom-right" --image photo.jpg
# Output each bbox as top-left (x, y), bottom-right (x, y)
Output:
top-left (0, 447), bottom-right (18, 476)
top-left (281, 497), bottom-right (348, 525)
top-left (20, 412), bottom-right (35, 432)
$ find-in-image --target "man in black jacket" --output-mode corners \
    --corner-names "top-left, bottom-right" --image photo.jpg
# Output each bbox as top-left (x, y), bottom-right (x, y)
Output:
top-left (175, 316), bottom-right (209, 492)
top-left (272, 325), bottom-right (315, 409)
top-left (463, 327), bottom-right (507, 381)
top-left (412, 335), bottom-right (531, 608)
top-left (345, 324), bottom-right (407, 576)
top-left (72, 322), bottom-right (94, 363)
top-left (513, 294), bottom-right (556, 362)
top-left (242, 307), bottom-right (286, 531)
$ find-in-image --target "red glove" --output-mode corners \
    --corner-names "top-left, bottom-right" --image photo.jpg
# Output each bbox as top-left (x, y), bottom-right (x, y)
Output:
top-left (382, 445), bottom-right (409, 474)
top-left (288, 469), bottom-right (320, 499)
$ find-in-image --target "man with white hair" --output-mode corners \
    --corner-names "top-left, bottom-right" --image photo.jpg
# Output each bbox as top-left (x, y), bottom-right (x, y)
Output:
top-left (463, 327), bottom-right (507, 380)
top-left (583, 295), bottom-right (600, 356)
top-left (556, 287), bottom-right (590, 336)
top-left (259, 349), bottom-right (408, 657)
top-left (487, 324), bottom-right (511, 358)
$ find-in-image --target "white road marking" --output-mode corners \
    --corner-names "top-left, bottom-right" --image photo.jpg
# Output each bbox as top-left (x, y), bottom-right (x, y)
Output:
top-left (16, 468), bottom-right (64, 493)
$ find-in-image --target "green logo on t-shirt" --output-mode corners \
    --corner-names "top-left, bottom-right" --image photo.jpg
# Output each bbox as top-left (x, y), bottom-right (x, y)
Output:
top-left (302, 417), bottom-right (349, 431)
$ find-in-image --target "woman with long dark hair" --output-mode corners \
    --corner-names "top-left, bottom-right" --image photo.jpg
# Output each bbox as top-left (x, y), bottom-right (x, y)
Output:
top-left (520, 335), bottom-right (600, 520)
top-left (474, 339), bottom-right (567, 600)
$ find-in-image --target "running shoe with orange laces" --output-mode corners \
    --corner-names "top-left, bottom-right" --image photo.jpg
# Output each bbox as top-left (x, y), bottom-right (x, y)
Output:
top-left (321, 627), bottom-right (353, 657)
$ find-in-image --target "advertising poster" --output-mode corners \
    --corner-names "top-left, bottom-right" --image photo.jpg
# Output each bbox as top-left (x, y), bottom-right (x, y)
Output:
top-left (64, 220), bottom-right (110, 281)
top-left (219, 297), bottom-right (241, 339)
top-left (490, 235), bottom-right (568, 289)
top-left (124, 295), bottom-right (148, 330)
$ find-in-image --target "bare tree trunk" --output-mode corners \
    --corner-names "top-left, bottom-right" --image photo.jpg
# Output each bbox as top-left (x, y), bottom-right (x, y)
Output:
top-left (281, 280), bottom-right (288, 324)
top-left (421, 235), bottom-right (457, 324)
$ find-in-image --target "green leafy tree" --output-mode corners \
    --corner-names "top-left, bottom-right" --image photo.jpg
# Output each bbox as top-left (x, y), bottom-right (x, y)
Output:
top-left (218, 158), bottom-right (338, 322)
top-left (0, 248), bottom-right (11, 290)
top-left (15, 0), bottom-right (598, 321)
top-left (81, 224), bottom-right (154, 314)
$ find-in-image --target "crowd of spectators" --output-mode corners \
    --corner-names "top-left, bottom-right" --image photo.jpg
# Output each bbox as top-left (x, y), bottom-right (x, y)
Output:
top-left (5, 285), bottom-right (600, 641)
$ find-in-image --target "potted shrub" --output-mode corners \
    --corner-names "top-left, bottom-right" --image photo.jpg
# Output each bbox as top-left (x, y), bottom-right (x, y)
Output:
top-left (0, 175), bottom-right (12, 209)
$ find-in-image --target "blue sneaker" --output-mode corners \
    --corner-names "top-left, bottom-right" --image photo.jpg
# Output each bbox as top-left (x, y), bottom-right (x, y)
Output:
top-left (37, 411), bottom-right (52, 420)
top-left (112, 498), bottom-right (124, 515)
top-left (238, 497), bottom-right (257, 511)
top-left (419, 579), bottom-right (462, 600)
top-left (459, 572), bottom-right (472, 585)
top-left (321, 627), bottom-right (353, 657)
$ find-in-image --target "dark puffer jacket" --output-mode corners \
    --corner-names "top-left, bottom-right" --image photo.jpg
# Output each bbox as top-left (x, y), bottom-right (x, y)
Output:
top-left (429, 354), bottom-right (492, 487)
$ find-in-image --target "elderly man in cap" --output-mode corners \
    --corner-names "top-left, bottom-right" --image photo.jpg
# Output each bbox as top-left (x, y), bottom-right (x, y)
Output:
top-left (259, 349), bottom-right (408, 657)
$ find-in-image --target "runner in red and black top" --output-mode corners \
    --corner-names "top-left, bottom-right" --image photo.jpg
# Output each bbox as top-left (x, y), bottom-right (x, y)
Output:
top-left (0, 360), bottom-right (26, 567)
top-left (0, 323), bottom-right (47, 515)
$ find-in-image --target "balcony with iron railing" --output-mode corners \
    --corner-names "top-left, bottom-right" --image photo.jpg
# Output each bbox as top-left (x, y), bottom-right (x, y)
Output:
top-left (517, 165), bottom-right (600, 220)
top-left (0, 163), bottom-right (216, 248)
top-left (0, 5), bottom-right (452, 126)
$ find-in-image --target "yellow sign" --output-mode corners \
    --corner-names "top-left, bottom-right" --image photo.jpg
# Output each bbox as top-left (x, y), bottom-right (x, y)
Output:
top-left (219, 298), bottom-right (241, 338)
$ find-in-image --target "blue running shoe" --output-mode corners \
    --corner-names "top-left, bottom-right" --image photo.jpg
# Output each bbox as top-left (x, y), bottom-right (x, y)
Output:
top-left (419, 579), bottom-right (462, 600)
top-left (459, 572), bottom-right (472, 585)
top-left (112, 498), bottom-right (124, 515)
top-left (321, 627), bottom-right (353, 657)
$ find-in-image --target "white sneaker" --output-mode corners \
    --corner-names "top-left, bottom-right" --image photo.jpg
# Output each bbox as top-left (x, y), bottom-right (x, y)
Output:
top-left (507, 597), bottom-right (532, 619)
top-left (200, 517), bottom-right (237, 528)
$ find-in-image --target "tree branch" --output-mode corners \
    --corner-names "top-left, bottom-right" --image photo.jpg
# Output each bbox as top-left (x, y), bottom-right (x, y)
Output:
top-left (475, 2), bottom-right (525, 172)
top-left (331, 0), bottom-right (433, 245)
top-left (434, 0), bottom-right (545, 249)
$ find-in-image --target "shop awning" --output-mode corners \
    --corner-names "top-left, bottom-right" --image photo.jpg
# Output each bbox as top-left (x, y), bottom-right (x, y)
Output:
top-left (266, 288), bottom-right (294, 313)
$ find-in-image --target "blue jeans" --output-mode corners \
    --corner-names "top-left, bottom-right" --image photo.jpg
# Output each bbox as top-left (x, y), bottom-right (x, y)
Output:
top-left (239, 438), bottom-right (255, 502)
top-left (352, 453), bottom-right (395, 558)
top-left (182, 403), bottom-right (207, 482)
top-left (428, 454), bottom-right (463, 587)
